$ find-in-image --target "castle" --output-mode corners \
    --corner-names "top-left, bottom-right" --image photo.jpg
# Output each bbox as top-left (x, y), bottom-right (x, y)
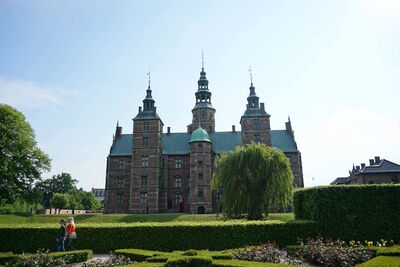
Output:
top-left (104, 65), bottom-right (304, 214)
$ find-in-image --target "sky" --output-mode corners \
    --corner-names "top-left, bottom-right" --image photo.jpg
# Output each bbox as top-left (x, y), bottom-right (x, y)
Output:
top-left (0, 0), bottom-right (399, 190)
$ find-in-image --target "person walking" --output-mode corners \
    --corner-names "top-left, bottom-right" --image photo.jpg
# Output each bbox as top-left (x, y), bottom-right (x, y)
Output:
top-left (56, 219), bottom-right (66, 252)
top-left (66, 217), bottom-right (77, 250)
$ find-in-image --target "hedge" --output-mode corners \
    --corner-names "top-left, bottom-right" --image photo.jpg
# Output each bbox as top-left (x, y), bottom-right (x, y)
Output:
top-left (0, 252), bottom-right (18, 265)
top-left (293, 184), bottom-right (400, 242)
top-left (0, 250), bottom-right (92, 265)
top-left (356, 256), bottom-right (400, 267)
top-left (0, 220), bottom-right (317, 253)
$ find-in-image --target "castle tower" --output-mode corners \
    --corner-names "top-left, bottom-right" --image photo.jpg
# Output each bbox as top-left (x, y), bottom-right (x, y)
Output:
top-left (240, 79), bottom-right (271, 146)
top-left (188, 56), bottom-right (216, 133)
top-left (130, 79), bottom-right (164, 213)
top-left (189, 122), bottom-right (213, 214)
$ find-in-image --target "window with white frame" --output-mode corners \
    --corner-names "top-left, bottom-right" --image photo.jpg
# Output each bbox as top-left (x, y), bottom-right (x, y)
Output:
top-left (140, 192), bottom-right (148, 204)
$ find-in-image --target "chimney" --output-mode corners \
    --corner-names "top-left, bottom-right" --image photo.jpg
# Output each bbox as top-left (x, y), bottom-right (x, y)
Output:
top-left (139, 107), bottom-right (142, 113)
top-left (260, 103), bottom-right (265, 111)
top-left (374, 156), bottom-right (381, 164)
top-left (232, 125), bottom-right (236, 132)
top-left (361, 163), bottom-right (366, 169)
top-left (356, 166), bottom-right (360, 171)
top-left (167, 127), bottom-right (171, 134)
top-left (369, 159), bottom-right (375, 166)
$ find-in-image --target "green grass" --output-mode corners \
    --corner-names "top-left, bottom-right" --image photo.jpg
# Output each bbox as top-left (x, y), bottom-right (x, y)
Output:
top-left (356, 256), bottom-right (400, 266)
top-left (0, 213), bottom-right (294, 225)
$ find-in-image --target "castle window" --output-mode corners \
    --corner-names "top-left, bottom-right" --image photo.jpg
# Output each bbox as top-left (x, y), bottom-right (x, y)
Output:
top-left (119, 160), bottom-right (125, 170)
top-left (253, 119), bottom-right (260, 129)
top-left (175, 176), bottom-right (182, 187)
top-left (142, 156), bottom-right (149, 167)
top-left (117, 177), bottom-right (124, 189)
top-left (142, 137), bottom-right (149, 147)
top-left (175, 192), bottom-right (182, 204)
top-left (198, 189), bottom-right (204, 198)
top-left (198, 161), bottom-right (203, 168)
top-left (141, 175), bottom-right (148, 187)
top-left (198, 173), bottom-right (203, 180)
top-left (143, 122), bottom-right (149, 132)
top-left (117, 193), bottom-right (123, 205)
top-left (175, 159), bottom-right (182, 169)
top-left (197, 143), bottom-right (203, 148)
top-left (202, 111), bottom-right (205, 118)
top-left (254, 134), bottom-right (261, 144)
top-left (140, 192), bottom-right (148, 204)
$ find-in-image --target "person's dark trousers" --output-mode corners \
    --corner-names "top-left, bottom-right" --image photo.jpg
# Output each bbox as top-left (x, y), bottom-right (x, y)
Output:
top-left (56, 237), bottom-right (65, 252)
top-left (66, 237), bottom-right (75, 250)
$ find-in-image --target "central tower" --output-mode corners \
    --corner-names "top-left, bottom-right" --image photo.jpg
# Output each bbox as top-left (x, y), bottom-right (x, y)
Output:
top-left (188, 57), bottom-right (216, 133)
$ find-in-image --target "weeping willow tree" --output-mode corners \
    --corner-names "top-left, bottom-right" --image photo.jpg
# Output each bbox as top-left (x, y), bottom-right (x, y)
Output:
top-left (212, 143), bottom-right (293, 220)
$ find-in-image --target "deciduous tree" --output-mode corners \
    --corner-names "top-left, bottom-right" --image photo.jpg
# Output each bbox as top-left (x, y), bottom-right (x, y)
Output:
top-left (212, 143), bottom-right (293, 220)
top-left (0, 104), bottom-right (51, 204)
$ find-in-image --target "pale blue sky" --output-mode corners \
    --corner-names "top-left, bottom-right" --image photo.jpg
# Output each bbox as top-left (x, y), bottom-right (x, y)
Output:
top-left (1, 0), bottom-right (399, 190)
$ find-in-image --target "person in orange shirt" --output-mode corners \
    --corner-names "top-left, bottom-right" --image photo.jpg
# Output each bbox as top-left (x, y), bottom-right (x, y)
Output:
top-left (66, 217), bottom-right (77, 250)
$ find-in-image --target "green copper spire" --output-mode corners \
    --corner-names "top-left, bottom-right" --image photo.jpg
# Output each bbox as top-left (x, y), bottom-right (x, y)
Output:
top-left (190, 120), bottom-right (211, 143)
top-left (194, 52), bottom-right (214, 109)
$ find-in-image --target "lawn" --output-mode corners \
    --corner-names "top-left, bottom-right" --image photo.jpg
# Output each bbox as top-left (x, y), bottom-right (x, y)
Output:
top-left (0, 213), bottom-right (295, 225)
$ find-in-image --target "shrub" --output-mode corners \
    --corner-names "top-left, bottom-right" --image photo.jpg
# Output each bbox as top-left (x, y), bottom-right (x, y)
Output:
top-left (356, 256), bottom-right (400, 267)
top-left (375, 245), bottom-right (400, 256)
top-left (48, 249), bottom-right (93, 264)
top-left (233, 242), bottom-right (301, 265)
top-left (212, 259), bottom-right (289, 266)
top-left (182, 249), bottom-right (198, 256)
top-left (17, 249), bottom-right (93, 266)
top-left (82, 254), bottom-right (132, 266)
top-left (0, 220), bottom-right (317, 253)
top-left (146, 255), bottom-right (169, 263)
top-left (292, 237), bottom-right (375, 267)
top-left (164, 256), bottom-right (213, 267)
top-left (114, 248), bottom-right (164, 262)
top-left (0, 252), bottom-right (18, 265)
top-left (293, 185), bottom-right (400, 242)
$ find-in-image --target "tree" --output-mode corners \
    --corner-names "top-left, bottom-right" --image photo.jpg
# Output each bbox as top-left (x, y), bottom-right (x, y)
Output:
top-left (80, 191), bottom-right (101, 210)
top-left (51, 193), bottom-right (70, 214)
top-left (0, 104), bottom-right (51, 204)
top-left (35, 172), bottom-right (78, 208)
top-left (212, 143), bottom-right (293, 220)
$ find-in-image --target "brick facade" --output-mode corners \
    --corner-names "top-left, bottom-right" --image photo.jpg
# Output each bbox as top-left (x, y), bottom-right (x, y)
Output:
top-left (104, 67), bottom-right (304, 214)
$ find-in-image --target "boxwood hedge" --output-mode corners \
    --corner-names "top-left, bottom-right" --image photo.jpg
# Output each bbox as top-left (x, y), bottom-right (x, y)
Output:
top-left (293, 184), bottom-right (400, 242)
top-left (0, 220), bottom-right (317, 253)
top-left (0, 250), bottom-right (92, 265)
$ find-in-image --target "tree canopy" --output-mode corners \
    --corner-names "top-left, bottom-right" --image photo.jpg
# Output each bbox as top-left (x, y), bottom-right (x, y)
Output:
top-left (212, 143), bottom-right (294, 220)
top-left (0, 104), bottom-right (51, 204)
top-left (36, 172), bottom-right (78, 207)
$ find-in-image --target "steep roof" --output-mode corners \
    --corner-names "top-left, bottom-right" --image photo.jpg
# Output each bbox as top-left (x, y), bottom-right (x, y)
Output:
top-left (359, 159), bottom-right (400, 174)
top-left (109, 130), bottom-right (298, 156)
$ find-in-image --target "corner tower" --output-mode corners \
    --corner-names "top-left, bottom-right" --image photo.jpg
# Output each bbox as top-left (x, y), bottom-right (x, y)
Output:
top-left (240, 79), bottom-right (271, 146)
top-left (131, 78), bottom-right (164, 213)
top-left (188, 56), bottom-right (216, 133)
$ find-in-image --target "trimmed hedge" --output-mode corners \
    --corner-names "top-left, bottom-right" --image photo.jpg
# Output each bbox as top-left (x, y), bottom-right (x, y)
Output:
top-left (164, 256), bottom-right (213, 267)
top-left (0, 252), bottom-right (18, 265)
top-left (0, 220), bottom-right (317, 253)
top-left (376, 245), bottom-right (400, 257)
top-left (356, 256), bottom-right (400, 267)
top-left (293, 185), bottom-right (400, 242)
top-left (0, 249), bottom-right (92, 265)
top-left (46, 249), bottom-right (93, 264)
